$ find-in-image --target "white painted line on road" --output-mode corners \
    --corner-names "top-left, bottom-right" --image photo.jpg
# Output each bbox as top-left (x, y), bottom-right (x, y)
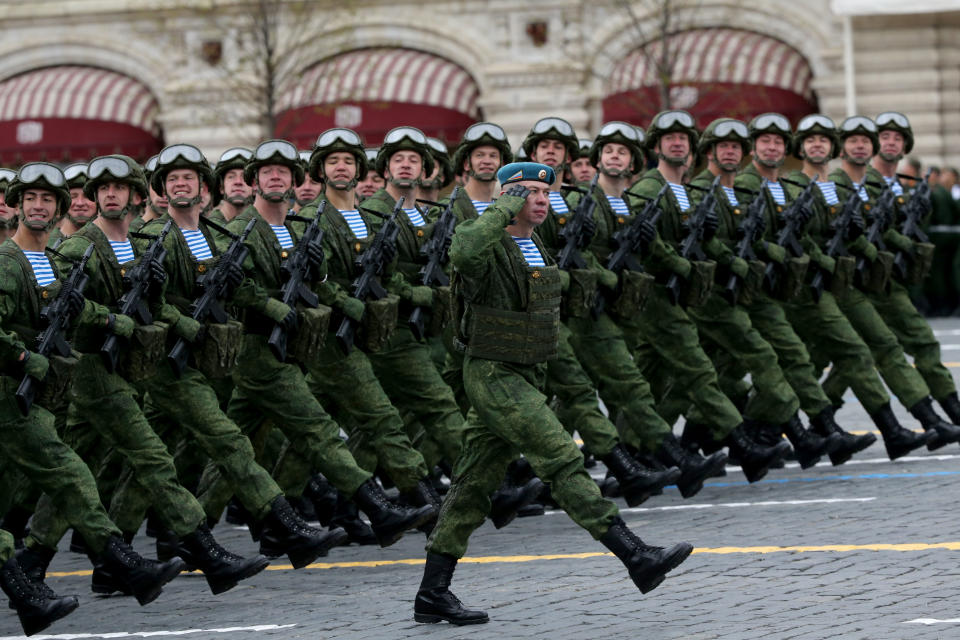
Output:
top-left (904, 618), bottom-right (960, 625)
top-left (932, 329), bottom-right (960, 337)
top-left (0, 625), bottom-right (297, 639)
top-left (544, 497), bottom-right (875, 515)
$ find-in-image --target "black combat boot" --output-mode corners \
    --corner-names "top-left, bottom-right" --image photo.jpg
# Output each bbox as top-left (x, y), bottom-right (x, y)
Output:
top-left (724, 425), bottom-right (792, 483)
top-left (600, 444), bottom-right (680, 506)
top-left (599, 516), bottom-right (693, 594)
top-left (781, 413), bottom-right (840, 469)
top-left (304, 475), bottom-right (339, 526)
top-left (809, 406), bottom-right (876, 466)
top-left (938, 392), bottom-right (960, 426)
top-left (177, 524), bottom-right (271, 594)
top-left (490, 477), bottom-right (545, 529)
top-left (330, 492), bottom-right (378, 545)
top-left (258, 496), bottom-right (348, 568)
top-left (908, 396), bottom-right (960, 450)
top-left (1, 556), bottom-right (78, 636)
top-left (68, 530), bottom-right (88, 555)
top-left (353, 479), bottom-right (437, 547)
top-left (413, 552), bottom-right (488, 625)
top-left (13, 544), bottom-right (73, 606)
top-left (746, 420), bottom-right (790, 467)
top-left (402, 477), bottom-right (444, 534)
top-left (871, 402), bottom-right (935, 460)
top-left (156, 529), bottom-right (196, 571)
top-left (92, 534), bottom-right (184, 605)
top-left (655, 434), bottom-right (728, 498)
top-left (681, 423), bottom-right (729, 475)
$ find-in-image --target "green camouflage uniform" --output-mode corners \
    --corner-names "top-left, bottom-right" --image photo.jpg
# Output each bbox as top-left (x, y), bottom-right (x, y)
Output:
top-left (0, 238), bottom-right (120, 554)
top-left (426, 193), bottom-right (617, 559)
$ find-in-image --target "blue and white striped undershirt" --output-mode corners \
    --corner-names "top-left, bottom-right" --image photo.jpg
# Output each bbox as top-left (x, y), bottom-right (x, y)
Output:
top-left (548, 191), bottom-right (570, 215)
top-left (852, 183), bottom-right (870, 202)
top-left (512, 237), bottom-right (545, 266)
top-left (180, 228), bottom-right (213, 261)
top-left (667, 182), bottom-right (691, 210)
top-left (471, 200), bottom-right (493, 216)
top-left (339, 209), bottom-right (368, 239)
top-left (764, 179), bottom-right (787, 206)
top-left (270, 224), bottom-right (294, 249)
top-left (109, 240), bottom-right (135, 264)
top-left (404, 208), bottom-right (425, 227)
top-left (883, 175), bottom-right (904, 196)
top-left (816, 181), bottom-right (840, 206)
top-left (23, 251), bottom-right (55, 287)
top-left (606, 195), bottom-right (630, 217)
top-left (721, 186), bottom-right (739, 207)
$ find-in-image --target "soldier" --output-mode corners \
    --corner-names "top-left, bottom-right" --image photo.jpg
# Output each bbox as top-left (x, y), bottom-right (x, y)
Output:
top-left (569, 138), bottom-right (596, 183)
top-left (201, 139), bottom-right (435, 547)
top-left (824, 116), bottom-right (960, 446)
top-left (624, 110), bottom-right (789, 482)
top-left (0, 169), bottom-right (18, 242)
top-left (51, 163), bottom-right (97, 246)
top-left (131, 155), bottom-right (166, 234)
top-left (209, 147), bottom-right (253, 224)
top-left (413, 162), bottom-right (693, 625)
top-left (356, 147), bottom-right (384, 200)
top-left (783, 115), bottom-right (933, 459)
top-left (293, 149), bottom-right (323, 210)
top-left (0, 162), bottom-right (183, 608)
top-left (418, 137), bottom-right (454, 204)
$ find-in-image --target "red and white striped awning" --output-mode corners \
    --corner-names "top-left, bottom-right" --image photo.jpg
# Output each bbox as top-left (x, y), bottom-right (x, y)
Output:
top-left (279, 48), bottom-right (481, 118)
top-left (608, 28), bottom-right (814, 101)
top-left (0, 66), bottom-right (162, 163)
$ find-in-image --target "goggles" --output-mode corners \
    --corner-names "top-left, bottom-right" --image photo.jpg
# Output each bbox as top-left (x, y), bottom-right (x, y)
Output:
top-left (219, 147), bottom-right (252, 163)
top-left (531, 117), bottom-right (574, 137)
top-left (598, 121), bottom-right (640, 141)
top-left (383, 127), bottom-right (427, 145)
top-left (752, 113), bottom-right (791, 133)
top-left (426, 138), bottom-right (448, 155)
top-left (713, 120), bottom-right (750, 139)
top-left (315, 128), bottom-right (363, 148)
top-left (840, 116), bottom-right (877, 133)
top-left (655, 111), bottom-right (695, 129)
top-left (0, 168), bottom-right (16, 183)
top-left (578, 138), bottom-right (593, 151)
top-left (797, 115), bottom-right (836, 132)
top-left (18, 163), bottom-right (67, 187)
top-left (876, 111), bottom-right (909, 129)
top-left (464, 123), bottom-right (508, 142)
top-left (88, 156), bottom-right (133, 181)
top-left (63, 163), bottom-right (90, 182)
top-left (253, 140), bottom-right (298, 162)
top-left (158, 144), bottom-right (205, 165)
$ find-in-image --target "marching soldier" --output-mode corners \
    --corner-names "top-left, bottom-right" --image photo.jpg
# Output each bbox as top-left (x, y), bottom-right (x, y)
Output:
top-left (418, 137), bottom-right (454, 204)
top-left (50, 163), bottom-right (97, 246)
top-left (209, 147), bottom-right (253, 224)
top-left (0, 169), bottom-right (18, 242)
top-left (293, 149), bottom-right (323, 210)
top-left (356, 147), bottom-right (384, 200)
top-left (569, 138), bottom-right (596, 183)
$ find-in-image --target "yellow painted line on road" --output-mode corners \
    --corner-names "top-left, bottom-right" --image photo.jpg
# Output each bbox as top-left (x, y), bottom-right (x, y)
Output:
top-left (46, 541), bottom-right (960, 577)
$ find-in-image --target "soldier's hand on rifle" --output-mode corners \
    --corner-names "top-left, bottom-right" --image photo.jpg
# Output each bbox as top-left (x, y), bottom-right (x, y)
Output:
top-left (306, 241), bottom-right (325, 276)
top-left (754, 212), bottom-right (767, 237)
top-left (577, 214), bottom-right (597, 249)
top-left (638, 218), bottom-right (657, 251)
top-left (106, 313), bottom-right (135, 338)
top-left (224, 261), bottom-right (245, 289)
top-left (342, 297), bottom-right (365, 322)
top-left (148, 259), bottom-right (167, 287)
top-left (702, 209), bottom-right (719, 241)
top-left (21, 351), bottom-right (49, 381)
top-left (381, 240), bottom-right (398, 265)
top-left (845, 212), bottom-right (865, 241)
top-left (795, 204), bottom-right (815, 229)
top-left (65, 287), bottom-right (86, 318)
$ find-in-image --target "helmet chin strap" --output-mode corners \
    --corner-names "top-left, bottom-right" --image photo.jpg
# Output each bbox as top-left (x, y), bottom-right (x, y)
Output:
top-left (0, 216), bottom-right (20, 230)
top-left (387, 176), bottom-right (417, 190)
top-left (99, 203), bottom-right (137, 220)
top-left (326, 178), bottom-right (358, 191)
top-left (19, 205), bottom-right (60, 231)
top-left (600, 165), bottom-right (631, 179)
top-left (224, 195), bottom-right (249, 207)
top-left (466, 168), bottom-right (496, 182)
top-left (257, 187), bottom-right (292, 203)
top-left (658, 151), bottom-right (688, 167)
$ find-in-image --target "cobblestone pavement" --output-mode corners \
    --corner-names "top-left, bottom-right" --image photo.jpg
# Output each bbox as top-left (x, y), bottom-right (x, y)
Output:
top-left (4, 320), bottom-right (960, 639)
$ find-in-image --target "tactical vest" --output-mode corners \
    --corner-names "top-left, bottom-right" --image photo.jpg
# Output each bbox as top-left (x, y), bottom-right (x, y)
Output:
top-left (461, 235), bottom-right (561, 365)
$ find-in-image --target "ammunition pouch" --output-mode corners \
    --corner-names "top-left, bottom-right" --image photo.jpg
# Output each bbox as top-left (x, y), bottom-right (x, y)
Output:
top-left (682, 260), bottom-right (716, 308)
top-left (37, 354), bottom-right (78, 413)
top-left (428, 286), bottom-right (452, 338)
top-left (905, 242), bottom-right (935, 285)
top-left (770, 255), bottom-right (810, 303)
top-left (119, 322), bottom-right (169, 382)
top-left (464, 304), bottom-right (559, 365)
top-left (830, 255), bottom-right (856, 297)
top-left (857, 250), bottom-right (893, 294)
top-left (563, 269), bottom-right (598, 319)
top-left (195, 320), bottom-right (245, 379)
top-left (738, 259), bottom-right (766, 306)
top-left (610, 270), bottom-right (654, 319)
top-left (359, 294), bottom-right (399, 353)
top-left (290, 305), bottom-right (332, 364)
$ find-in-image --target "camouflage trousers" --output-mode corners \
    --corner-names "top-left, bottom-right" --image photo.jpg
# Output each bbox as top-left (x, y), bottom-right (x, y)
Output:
top-left (1, 377), bottom-right (119, 555)
top-left (28, 354), bottom-right (206, 545)
top-left (0, 528), bottom-right (13, 563)
top-left (426, 357), bottom-right (619, 559)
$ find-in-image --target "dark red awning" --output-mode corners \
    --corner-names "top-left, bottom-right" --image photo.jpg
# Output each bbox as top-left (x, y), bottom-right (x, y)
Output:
top-left (0, 119), bottom-right (162, 165)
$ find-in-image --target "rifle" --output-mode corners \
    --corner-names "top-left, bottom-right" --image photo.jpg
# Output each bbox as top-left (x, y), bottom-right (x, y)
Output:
top-left (765, 176), bottom-right (817, 296)
top-left (555, 173), bottom-right (600, 270)
top-left (167, 216), bottom-right (257, 377)
top-left (100, 219), bottom-right (174, 373)
top-left (408, 188), bottom-right (460, 341)
top-left (16, 244), bottom-right (95, 415)
top-left (335, 197), bottom-right (404, 354)
top-left (664, 175), bottom-right (720, 305)
top-left (854, 180), bottom-right (895, 283)
top-left (606, 184), bottom-right (669, 274)
top-left (808, 182), bottom-right (862, 300)
top-left (267, 203), bottom-right (326, 362)
top-left (893, 170), bottom-right (933, 279)
top-left (722, 187), bottom-right (766, 306)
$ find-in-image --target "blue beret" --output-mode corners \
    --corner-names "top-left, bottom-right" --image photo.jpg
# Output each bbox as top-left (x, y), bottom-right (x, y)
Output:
top-left (497, 162), bottom-right (555, 186)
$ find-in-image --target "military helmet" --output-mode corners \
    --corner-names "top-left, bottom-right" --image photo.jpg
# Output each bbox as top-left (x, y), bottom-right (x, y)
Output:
top-left (793, 114), bottom-right (841, 159)
top-left (838, 116), bottom-right (879, 155)
top-left (151, 144), bottom-right (216, 195)
top-left (375, 127), bottom-right (434, 178)
top-left (309, 128), bottom-right (367, 183)
top-left (645, 110), bottom-right (699, 152)
top-left (5, 162), bottom-right (71, 212)
top-left (698, 118), bottom-right (751, 157)
top-left (244, 139), bottom-right (305, 187)
top-left (142, 155), bottom-right (159, 188)
top-left (748, 113), bottom-right (793, 154)
top-left (63, 163), bottom-right (90, 190)
top-left (521, 117), bottom-right (578, 162)
top-left (425, 137), bottom-right (454, 188)
top-left (0, 168), bottom-right (16, 193)
top-left (299, 150), bottom-right (311, 171)
top-left (875, 111), bottom-right (913, 154)
top-left (83, 155), bottom-right (149, 202)
top-left (577, 138), bottom-right (593, 159)
top-left (214, 147), bottom-right (253, 181)
top-left (590, 121), bottom-right (646, 173)
top-left (453, 122), bottom-right (513, 175)
top-left (515, 146), bottom-right (528, 161)
top-left (364, 148), bottom-right (380, 175)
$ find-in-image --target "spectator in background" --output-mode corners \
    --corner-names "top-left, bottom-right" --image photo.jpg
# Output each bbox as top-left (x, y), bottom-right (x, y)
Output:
top-left (926, 167), bottom-right (960, 315)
